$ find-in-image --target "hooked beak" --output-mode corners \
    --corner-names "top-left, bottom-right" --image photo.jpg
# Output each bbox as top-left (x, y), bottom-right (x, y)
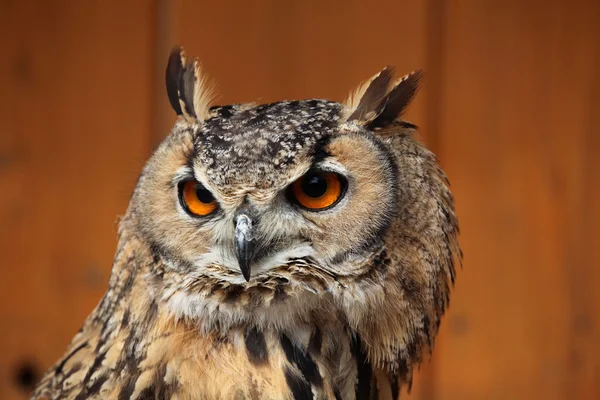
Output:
top-left (234, 214), bottom-right (254, 282)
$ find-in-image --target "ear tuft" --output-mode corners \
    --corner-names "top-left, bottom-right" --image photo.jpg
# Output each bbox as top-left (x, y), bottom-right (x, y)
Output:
top-left (165, 47), bottom-right (215, 123)
top-left (343, 68), bottom-right (422, 128)
top-left (178, 59), bottom-right (197, 120)
top-left (190, 59), bottom-right (215, 122)
top-left (166, 47), bottom-right (185, 115)
top-left (344, 67), bottom-right (394, 124)
top-left (371, 70), bottom-right (422, 128)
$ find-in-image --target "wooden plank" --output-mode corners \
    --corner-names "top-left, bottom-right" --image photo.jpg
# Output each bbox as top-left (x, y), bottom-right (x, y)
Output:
top-left (560, 1), bottom-right (600, 396)
top-left (152, 0), bottom-right (180, 146)
top-left (0, 1), bottom-right (153, 398)
top-left (434, 1), bottom-right (600, 399)
top-left (172, 0), bottom-right (430, 132)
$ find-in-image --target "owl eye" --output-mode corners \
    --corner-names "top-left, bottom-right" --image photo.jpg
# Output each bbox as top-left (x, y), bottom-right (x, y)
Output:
top-left (289, 171), bottom-right (346, 211)
top-left (179, 180), bottom-right (218, 216)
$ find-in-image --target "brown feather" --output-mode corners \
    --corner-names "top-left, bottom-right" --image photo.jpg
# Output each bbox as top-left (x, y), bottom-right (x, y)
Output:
top-left (372, 70), bottom-right (422, 128)
top-left (167, 47), bottom-right (215, 123)
top-left (165, 47), bottom-right (185, 115)
top-left (178, 59), bottom-right (197, 121)
top-left (346, 67), bottom-right (394, 123)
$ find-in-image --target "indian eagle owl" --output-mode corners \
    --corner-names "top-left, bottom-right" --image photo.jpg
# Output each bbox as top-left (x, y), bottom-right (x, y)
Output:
top-left (32, 48), bottom-right (460, 400)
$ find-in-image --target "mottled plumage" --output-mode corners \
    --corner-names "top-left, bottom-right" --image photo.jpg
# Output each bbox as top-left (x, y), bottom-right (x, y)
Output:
top-left (33, 48), bottom-right (460, 400)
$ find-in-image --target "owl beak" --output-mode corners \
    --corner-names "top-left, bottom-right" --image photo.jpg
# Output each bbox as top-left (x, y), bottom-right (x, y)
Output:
top-left (234, 214), bottom-right (254, 282)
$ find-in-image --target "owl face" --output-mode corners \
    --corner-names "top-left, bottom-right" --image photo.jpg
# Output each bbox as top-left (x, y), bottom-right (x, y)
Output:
top-left (126, 48), bottom-right (442, 330)
top-left (134, 100), bottom-right (398, 285)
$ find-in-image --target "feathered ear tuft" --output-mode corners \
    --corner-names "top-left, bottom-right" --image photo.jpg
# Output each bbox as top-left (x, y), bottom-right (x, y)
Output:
top-left (165, 47), bottom-right (215, 123)
top-left (371, 70), bottom-right (422, 128)
top-left (343, 68), bottom-right (422, 128)
top-left (166, 47), bottom-right (185, 116)
top-left (344, 67), bottom-right (394, 124)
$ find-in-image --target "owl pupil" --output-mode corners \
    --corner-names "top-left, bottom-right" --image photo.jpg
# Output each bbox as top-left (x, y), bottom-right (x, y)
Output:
top-left (302, 174), bottom-right (327, 198)
top-left (195, 184), bottom-right (215, 203)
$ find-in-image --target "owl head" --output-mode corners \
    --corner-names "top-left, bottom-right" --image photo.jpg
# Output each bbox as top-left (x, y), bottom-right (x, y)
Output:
top-left (126, 48), bottom-right (459, 377)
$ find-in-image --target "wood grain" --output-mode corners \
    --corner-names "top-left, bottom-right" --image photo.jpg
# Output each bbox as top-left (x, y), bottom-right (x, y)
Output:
top-left (435, 1), bottom-right (600, 399)
top-left (0, 1), bottom-right (153, 398)
top-left (173, 0), bottom-right (429, 126)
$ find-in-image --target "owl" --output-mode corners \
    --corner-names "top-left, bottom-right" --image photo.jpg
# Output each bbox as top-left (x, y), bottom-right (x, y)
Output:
top-left (32, 48), bottom-right (459, 400)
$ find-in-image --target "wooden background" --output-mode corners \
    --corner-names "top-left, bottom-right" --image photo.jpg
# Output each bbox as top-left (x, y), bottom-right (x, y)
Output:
top-left (1, 0), bottom-right (599, 399)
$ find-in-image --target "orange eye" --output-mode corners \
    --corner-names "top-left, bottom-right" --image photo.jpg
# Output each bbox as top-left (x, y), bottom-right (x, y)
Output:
top-left (290, 171), bottom-right (346, 211)
top-left (179, 180), bottom-right (218, 216)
